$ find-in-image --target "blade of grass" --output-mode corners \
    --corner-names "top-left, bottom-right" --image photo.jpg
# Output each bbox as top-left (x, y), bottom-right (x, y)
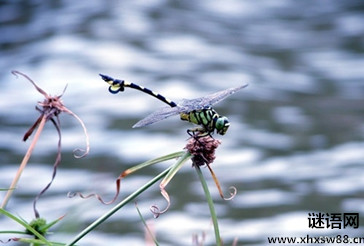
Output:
top-left (160, 151), bottom-right (192, 188)
top-left (194, 165), bottom-right (221, 246)
top-left (135, 203), bottom-right (159, 246)
top-left (123, 151), bottom-right (185, 176)
top-left (65, 165), bottom-right (173, 246)
top-left (0, 230), bottom-right (27, 235)
top-left (1, 115), bottom-right (47, 209)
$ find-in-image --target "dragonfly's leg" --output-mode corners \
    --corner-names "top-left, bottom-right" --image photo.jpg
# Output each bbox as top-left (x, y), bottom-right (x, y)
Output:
top-left (186, 129), bottom-right (195, 137)
top-left (205, 131), bottom-right (214, 139)
top-left (187, 127), bottom-right (210, 146)
top-left (187, 127), bottom-right (206, 137)
top-left (188, 129), bottom-right (215, 140)
top-left (186, 129), bottom-right (202, 148)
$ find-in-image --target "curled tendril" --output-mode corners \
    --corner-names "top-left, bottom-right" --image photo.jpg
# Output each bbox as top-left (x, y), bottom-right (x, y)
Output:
top-left (150, 186), bottom-right (171, 218)
top-left (67, 169), bottom-right (125, 204)
top-left (12, 70), bottom-right (48, 96)
top-left (67, 191), bottom-right (96, 200)
top-left (150, 205), bottom-right (162, 219)
top-left (66, 189), bottom-right (118, 205)
top-left (224, 186), bottom-right (237, 201)
top-left (61, 108), bottom-right (90, 158)
top-left (205, 163), bottom-right (237, 200)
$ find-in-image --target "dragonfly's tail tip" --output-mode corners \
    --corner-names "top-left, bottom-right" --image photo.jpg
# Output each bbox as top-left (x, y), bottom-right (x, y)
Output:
top-left (99, 73), bottom-right (110, 82)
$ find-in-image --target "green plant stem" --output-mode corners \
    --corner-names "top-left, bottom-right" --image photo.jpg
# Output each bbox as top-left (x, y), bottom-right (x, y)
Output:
top-left (135, 204), bottom-right (159, 246)
top-left (194, 165), bottom-right (221, 246)
top-left (65, 166), bottom-right (173, 246)
top-left (1, 116), bottom-right (47, 209)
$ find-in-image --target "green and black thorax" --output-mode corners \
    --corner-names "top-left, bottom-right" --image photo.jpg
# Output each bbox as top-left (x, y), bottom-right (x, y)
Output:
top-left (180, 107), bottom-right (230, 136)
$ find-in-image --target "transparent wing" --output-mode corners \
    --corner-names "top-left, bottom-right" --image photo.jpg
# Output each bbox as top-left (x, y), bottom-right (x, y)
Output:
top-left (132, 106), bottom-right (182, 128)
top-left (178, 84), bottom-right (248, 111)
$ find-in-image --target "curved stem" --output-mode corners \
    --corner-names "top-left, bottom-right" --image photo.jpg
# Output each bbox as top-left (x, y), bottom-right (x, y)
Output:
top-left (1, 115), bottom-right (47, 209)
top-left (194, 165), bottom-right (221, 246)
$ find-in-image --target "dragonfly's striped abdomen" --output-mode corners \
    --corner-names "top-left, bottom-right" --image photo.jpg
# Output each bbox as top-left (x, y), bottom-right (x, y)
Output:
top-left (100, 74), bottom-right (177, 107)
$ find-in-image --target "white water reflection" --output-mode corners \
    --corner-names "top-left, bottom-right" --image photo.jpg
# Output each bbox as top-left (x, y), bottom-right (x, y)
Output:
top-left (1, 0), bottom-right (364, 245)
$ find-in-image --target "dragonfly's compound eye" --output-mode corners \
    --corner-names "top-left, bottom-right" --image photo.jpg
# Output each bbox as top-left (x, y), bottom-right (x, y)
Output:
top-left (215, 116), bottom-right (230, 135)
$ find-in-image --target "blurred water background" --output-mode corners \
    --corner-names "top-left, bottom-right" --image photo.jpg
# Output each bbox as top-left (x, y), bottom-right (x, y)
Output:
top-left (1, 1), bottom-right (364, 245)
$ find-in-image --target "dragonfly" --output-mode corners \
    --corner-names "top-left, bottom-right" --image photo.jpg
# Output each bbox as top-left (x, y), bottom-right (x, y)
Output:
top-left (100, 74), bottom-right (247, 136)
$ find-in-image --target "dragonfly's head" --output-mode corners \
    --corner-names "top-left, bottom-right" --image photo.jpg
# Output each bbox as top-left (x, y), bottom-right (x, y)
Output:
top-left (215, 116), bottom-right (230, 135)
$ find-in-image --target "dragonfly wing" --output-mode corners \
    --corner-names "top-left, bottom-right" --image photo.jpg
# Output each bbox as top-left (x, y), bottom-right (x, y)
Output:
top-left (179, 84), bottom-right (248, 111)
top-left (133, 106), bottom-right (182, 128)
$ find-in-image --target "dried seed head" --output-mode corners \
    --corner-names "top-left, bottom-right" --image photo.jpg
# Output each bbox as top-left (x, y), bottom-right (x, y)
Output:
top-left (184, 136), bottom-right (221, 166)
top-left (12, 71), bottom-right (90, 158)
